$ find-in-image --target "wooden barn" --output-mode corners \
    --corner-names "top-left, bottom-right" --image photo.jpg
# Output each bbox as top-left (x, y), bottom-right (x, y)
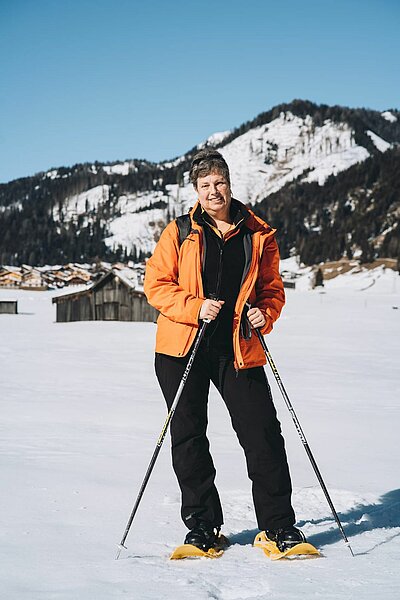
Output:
top-left (282, 279), bottom-right (296, 289)
top-left (0, 300), bottom-right (18, 314)
top-left (52, 268), bottom-right (158, 323)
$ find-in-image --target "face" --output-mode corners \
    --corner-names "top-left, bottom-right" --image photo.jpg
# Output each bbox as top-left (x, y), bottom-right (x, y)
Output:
top-left (196, 171), bottom-right (231, 218)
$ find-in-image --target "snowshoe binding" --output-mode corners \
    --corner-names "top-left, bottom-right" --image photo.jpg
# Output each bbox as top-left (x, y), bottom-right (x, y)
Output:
top-left (170, 522), bottom-right (229, 560)
top-left (254, 527), bottom-right (319, 560)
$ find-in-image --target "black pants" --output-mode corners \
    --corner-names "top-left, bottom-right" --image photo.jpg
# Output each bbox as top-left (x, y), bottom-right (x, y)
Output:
top-left (155, 343), bottom-right (295, 532)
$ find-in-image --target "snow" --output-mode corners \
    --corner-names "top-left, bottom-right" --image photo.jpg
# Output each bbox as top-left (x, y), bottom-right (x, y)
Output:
top-left (323, 264), bottom-right (399, 294)
top-left (102, 163), bottom-right (135, 176)
top-left (104, 186), bottom-right (195, 255)
top-left (0, 200), bottom-right (23, 213)
top-left (1, 269), bottom-right (399, 599)
top-left (161, 155), bottom-right (186, 169)
top-left (280, 258), bottom-right (400, 294)
top-left (105, 203), bottom-right (168, 255)
top-left (113, 268), bottom-right (139, 289)
top-left (53, 185), bottom-right (110, 223)
top-left (219, 112), bottom-right (369, 200)
top-left (198, 130), bottom-right (232, 148)
top-left (45, 169), bottom-right (59, 179)
top-left (366, 130), bottom-right (392, 152)
top-left (381, 111), bottom-right (397, 123)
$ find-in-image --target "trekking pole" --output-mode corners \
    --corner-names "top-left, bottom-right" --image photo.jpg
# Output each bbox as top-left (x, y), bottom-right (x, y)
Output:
top-left (252, 325), bottom-right (354, 557)
top-left (115, 318), bottom-right (210, 559)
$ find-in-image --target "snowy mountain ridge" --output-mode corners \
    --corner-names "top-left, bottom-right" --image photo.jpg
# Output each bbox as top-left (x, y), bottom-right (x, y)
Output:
top-left (60, 111), bottom-right (393, 257)
top-left (1, 99), bottom-right (399, 266)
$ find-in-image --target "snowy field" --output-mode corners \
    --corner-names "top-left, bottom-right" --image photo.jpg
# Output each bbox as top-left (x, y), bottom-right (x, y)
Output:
top-left (1, 269), bottom-right (399, 599)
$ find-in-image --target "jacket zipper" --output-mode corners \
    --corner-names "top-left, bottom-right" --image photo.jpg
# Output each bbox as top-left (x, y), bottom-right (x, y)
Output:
top-left (233, 240), bottom-right (259, 371)
top-left (215, 243), bottom-right (224, 301)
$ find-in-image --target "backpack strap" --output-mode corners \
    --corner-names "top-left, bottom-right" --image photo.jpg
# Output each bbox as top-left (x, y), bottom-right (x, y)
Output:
top-left (175, 213), bottom-right (192, 246)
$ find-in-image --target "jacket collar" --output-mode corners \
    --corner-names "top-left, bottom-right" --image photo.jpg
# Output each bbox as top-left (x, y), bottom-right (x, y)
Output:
top-left (190, 198), bottom-right (273, 235)
top-left (192, 197), bottom-right (248, 226)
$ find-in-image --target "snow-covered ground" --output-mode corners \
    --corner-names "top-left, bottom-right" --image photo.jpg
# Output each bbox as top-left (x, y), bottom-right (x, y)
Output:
top-left (1, 270), bottom-right (399, 599)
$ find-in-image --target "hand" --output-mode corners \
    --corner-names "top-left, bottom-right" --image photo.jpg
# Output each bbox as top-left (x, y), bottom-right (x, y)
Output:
top-left (247, 307), bottom-right (266, 329)
top-left (199, 299), bottom-right (225, 321)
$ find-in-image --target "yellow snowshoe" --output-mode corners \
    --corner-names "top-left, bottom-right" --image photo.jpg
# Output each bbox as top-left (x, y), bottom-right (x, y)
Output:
top-left (254, 530), bottom-right (320, 560)
top-left (170, 534), bottom-right (229, 560)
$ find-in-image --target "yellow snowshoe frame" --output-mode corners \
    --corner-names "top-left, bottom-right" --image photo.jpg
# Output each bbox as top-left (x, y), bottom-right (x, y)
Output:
top-left (170, 534), bottom-right (229, 560)
top-left (254, 531), bottom-right (320, 560)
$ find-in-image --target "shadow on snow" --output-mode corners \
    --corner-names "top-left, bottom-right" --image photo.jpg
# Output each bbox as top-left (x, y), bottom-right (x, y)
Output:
top-left (229, 489), bottom-right (400, 555)
top-left (303, 488), bottom-right (400, 553)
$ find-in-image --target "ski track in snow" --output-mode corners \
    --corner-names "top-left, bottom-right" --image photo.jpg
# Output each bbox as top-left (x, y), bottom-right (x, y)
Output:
top-left (0, 275), bottom-right (399, 599)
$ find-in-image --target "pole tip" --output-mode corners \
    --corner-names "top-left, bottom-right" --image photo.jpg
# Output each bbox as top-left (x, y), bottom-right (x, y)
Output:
top-left (115, 543), bottom-right (127, 560)
top-left (346, 541), bottom-right (355, 557)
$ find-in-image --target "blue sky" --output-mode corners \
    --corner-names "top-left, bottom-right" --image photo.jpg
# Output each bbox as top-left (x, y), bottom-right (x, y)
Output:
top-left (0, 0), bottom-right (399, 183)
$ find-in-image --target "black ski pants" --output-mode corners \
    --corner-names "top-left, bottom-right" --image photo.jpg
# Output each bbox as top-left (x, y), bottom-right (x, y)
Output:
top-left (155, 342), bottom-right (295, 532)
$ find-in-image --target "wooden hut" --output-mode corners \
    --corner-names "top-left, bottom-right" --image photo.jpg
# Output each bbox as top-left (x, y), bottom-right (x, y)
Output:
top-left (282, 279), bottom-right (296, 289)
top-left (0, 300), bottom-right (18, 314)
top-left (52, 287), bottom-right (93, 322)
top-left (52, 268), bottom-right (158, 323)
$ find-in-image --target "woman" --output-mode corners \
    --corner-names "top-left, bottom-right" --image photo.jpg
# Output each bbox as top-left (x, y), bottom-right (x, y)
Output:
top-left (144, 149), bottom-right (305, 552)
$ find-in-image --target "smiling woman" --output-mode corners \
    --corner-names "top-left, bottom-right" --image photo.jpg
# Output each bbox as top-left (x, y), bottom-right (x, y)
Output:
top-left (197, 173), bottom-right (232, 227)
top-left (191, 150), bottom-right (233, 238)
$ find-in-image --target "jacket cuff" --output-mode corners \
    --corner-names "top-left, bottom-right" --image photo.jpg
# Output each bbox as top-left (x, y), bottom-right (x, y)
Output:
top-left (259, 309), bottom-right (274, 335)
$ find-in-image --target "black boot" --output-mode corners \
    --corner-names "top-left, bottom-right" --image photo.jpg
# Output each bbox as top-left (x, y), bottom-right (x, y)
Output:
top-left (184, 522), bottom-right (220, 551)
top-left (265, 526), bottom-right (306, 552)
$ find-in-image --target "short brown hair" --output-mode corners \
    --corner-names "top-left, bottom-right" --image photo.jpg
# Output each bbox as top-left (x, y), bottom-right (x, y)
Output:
top-left (189, 149), bottom-right (231, 189)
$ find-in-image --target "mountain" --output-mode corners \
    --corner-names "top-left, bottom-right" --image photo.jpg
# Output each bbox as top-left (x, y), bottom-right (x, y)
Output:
top-left (0, 99), bottom-right (399, 266)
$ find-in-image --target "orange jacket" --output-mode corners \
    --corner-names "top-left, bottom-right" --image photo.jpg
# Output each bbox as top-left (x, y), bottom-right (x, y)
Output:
top-left (144, 200), bottom-right (285, 370)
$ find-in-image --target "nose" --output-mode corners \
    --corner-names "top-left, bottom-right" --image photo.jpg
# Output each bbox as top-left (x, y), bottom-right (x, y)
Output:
top-left (209, 183), bottom-right (219, 195)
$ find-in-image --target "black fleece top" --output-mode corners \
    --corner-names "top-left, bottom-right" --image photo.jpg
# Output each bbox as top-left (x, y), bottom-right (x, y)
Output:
top-left (196, 204), bottom-right (248, 355)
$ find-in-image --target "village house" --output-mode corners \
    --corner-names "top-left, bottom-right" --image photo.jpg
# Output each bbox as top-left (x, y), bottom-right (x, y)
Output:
top-left (0, 266), bottom-right (23, 288)
top-left (52, 267), bottom-right (157, 323)
top-left (21, 266), bottom-right (48, 290)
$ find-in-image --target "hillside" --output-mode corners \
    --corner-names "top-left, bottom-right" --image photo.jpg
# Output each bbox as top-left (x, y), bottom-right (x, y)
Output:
top-left (0, 99), bottom-right (399, 266)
